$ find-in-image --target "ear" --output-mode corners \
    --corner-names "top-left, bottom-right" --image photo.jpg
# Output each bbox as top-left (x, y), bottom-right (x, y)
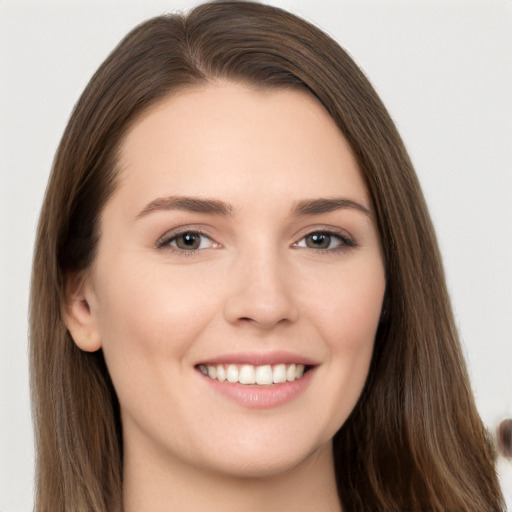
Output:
top-left (61, 272), bottom-right (102, 352)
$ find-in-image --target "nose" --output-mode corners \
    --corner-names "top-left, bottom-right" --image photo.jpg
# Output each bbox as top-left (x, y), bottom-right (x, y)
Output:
top-left (223, 246), bottom-right (299, 330)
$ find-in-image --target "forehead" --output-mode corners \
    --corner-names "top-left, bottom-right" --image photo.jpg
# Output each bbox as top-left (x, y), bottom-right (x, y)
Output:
top-left (115, 81), bottom-right (368, 208)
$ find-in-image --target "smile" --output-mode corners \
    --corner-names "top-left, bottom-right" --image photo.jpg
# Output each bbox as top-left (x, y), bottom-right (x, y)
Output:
top-left (197, 363), bottom-right (307, 385)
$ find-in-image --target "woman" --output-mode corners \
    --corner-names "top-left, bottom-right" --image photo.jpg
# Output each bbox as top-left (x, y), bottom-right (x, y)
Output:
top-left (29, 1), bottom-right (505, 511)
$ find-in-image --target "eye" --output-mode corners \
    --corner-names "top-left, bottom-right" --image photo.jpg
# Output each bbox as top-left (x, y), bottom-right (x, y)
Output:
top-left (294, 231), bottom-right (356, 251)
top-left (157, 230), bottom-right (218, 251)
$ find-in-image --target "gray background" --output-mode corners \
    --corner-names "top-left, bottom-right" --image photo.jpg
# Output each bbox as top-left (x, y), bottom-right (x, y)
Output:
top-left (1, 1), bottom-right (511, 510)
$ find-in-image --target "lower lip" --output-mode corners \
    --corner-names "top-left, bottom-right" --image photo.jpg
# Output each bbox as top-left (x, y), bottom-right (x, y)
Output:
top-left (198, 368), bottom-right (315, 409)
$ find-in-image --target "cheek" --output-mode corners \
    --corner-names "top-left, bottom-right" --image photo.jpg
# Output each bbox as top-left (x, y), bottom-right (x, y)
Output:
top-left (95, 256), bottom-right (213, 336)
top-left (306, 258), bottom-right (385, 423)
top-left (305, 256), bottom-right (385, 352)
top-left (90, 259), bottom-right (220, 391)
top-left (90, 259), bottom-right (226, 451)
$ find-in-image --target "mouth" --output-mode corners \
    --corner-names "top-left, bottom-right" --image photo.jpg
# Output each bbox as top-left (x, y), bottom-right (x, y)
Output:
top-left (196, 363), bottom-right (313, 386)
top-left (195, 353), bottom-right (317, 408)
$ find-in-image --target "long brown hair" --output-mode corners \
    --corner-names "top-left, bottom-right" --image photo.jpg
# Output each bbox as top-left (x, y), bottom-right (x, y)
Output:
top-left (30, 2), bottom-right (504, 510)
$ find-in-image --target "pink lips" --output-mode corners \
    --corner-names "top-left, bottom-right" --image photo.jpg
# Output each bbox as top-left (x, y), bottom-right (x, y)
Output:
top-left (196, 351), bottom-right (317, 409)
top-left (198, 350), bottom-right (318, 367)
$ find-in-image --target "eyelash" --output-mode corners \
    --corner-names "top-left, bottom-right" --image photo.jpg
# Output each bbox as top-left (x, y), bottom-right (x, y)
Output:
top-left (155, 229), bottom-right (217, 254)
top-left (155, 228), bottom-right (357, 255)
top-left (293, 230), bottom-right (357, 253)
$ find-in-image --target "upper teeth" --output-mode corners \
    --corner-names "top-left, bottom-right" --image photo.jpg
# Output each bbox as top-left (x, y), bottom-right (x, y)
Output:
top-left (198, 363), bottom-right (306, 385)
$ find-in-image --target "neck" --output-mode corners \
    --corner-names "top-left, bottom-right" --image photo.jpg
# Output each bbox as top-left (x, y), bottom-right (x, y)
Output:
top-left (122, 440), bottom-right (342, 512)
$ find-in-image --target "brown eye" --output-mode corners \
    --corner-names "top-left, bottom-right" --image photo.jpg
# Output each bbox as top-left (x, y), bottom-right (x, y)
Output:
top-left (157, 231), bottom-right (217, 251)
top-left (174, 232), bottom-right (203, 250)
top-left (304, 233), bottom-right (332, 249)
top-left (294, 231), bottom-right (356, 252)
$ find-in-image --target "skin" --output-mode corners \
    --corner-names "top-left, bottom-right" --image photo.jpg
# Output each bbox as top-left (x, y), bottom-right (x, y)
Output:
top-left (64, 82), bottom-right (386, 511)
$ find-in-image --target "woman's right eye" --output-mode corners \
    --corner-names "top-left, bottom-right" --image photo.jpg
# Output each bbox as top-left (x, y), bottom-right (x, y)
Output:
top-left (157, 231), bottom-right (217, 252)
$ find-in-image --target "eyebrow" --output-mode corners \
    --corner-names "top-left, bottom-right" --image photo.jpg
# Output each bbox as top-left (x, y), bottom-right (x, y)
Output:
top-left (136, 195), bottom-right (371, 220)
top-left (291, 197), bottom-right (371, 217)
top-left (136, 196), bottom-right (233, 219)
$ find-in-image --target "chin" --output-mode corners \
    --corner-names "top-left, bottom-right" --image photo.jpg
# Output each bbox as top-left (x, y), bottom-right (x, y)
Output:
top-left (192, 429), bottom-right (334, 480)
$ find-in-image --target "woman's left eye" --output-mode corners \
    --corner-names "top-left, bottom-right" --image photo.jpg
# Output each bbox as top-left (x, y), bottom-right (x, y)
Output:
top-left (294, 231), bottom-right (355, 251)
top-left (158, 231), bottom-right (217, 251)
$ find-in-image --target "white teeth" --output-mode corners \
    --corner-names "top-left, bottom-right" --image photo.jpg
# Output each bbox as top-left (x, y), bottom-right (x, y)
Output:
top-left (273, 364), bottom-right (287, 383)
top-left (200, 363), bottom-right (309, 385)
top-left (207, 365), bottom-right (217, 379)
top-left (226, 364), bottom-right (239, 383)
top-left (216, 364), bottom-right (226, 381)
top-left (286, 363), bottom-right (296, 382)
top-left (255, 365), bottom-right (273, 385)
top-left (239, 365), bottom-right (256, 384)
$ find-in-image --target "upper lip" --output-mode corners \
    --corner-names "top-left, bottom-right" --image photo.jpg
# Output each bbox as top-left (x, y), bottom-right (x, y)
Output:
top-left (196, 351), bottom-right (319, 367)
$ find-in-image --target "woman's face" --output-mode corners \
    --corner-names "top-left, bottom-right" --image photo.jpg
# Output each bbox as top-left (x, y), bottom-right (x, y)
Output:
top-left (75, 82), bottom-right (386, 478)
